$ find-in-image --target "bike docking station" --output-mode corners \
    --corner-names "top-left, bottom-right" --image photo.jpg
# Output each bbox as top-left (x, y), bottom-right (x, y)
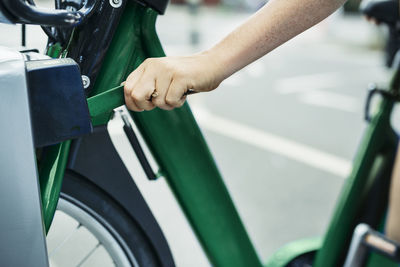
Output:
top-left (0, 46), bottom-right (92, 266)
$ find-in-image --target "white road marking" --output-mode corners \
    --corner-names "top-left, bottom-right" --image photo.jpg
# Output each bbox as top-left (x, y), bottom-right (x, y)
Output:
top-left (192, 106), bottom-right (352, 178)
top-left (275, 72), bottom-right (340, 94)
top-left (275, 72), bottom-right (361, 113)
top-left (299, 90), bottom-right (360, 112)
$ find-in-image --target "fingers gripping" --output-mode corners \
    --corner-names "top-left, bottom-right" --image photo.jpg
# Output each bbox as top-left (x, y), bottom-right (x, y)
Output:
top-left (124, 65), bottom-right (145, 111)
top-left (124, 58), bottom-right (190, 111)
top-left (131, 72), bottom-right (156, 111)
top-left (124, 63), bottom-right (156, 111)
top-left (166, 79), bottom-right (188, 108)
top-left (153, 76), bottom-right (174, 110)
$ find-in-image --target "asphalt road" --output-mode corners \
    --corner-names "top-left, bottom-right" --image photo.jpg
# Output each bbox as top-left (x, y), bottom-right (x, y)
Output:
top-left (0, 4), bottom-right (391, 266)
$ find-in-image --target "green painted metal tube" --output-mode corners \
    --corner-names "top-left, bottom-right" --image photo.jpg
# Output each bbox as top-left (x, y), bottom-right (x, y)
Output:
top-left (39, 141), bottom-right (71, 231)
top-left (313, 69), bottom-right (400, 267)
top-left (89, 3), bottom-right (262, 266)
top-left (136, 9), bottom-right (262, 267)
top-left (87, 85), bottom-right (124, 118)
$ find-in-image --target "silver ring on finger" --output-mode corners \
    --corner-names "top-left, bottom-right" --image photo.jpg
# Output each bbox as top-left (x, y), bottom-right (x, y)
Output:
top-left (151, 89), bottom-right (159, 99)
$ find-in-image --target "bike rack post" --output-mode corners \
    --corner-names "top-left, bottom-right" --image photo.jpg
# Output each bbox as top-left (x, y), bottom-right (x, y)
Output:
top-left (0, 47), bottom-right (49, 267)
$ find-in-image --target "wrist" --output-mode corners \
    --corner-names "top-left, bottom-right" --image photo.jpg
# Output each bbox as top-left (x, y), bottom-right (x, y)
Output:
top-left (197, 49), bottom-right (228, 89)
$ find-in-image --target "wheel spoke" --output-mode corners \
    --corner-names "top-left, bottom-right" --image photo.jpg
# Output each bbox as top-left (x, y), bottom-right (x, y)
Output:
top-left (76, 242), bottom-right (102, 267)
top-left (49, 223), bottom-right (82, 257)
top-left (48, 198), bottom-right (135, 267)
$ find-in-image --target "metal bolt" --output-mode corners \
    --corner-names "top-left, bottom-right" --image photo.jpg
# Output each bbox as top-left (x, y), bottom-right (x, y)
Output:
top-left (109, 0), bottom-right (122, 8)
top-left (82, 75), bottom-right (90, 89)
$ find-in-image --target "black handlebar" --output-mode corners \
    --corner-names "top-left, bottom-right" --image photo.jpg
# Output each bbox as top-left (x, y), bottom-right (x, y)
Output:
top-left (1, 0), bottom-right (97, 27)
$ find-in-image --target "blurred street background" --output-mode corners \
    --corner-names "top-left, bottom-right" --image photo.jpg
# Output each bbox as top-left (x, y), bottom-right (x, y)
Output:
top-left (0, 0), bottom-right (393, 265)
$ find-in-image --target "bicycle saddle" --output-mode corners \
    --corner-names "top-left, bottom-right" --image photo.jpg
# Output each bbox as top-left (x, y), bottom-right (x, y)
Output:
top-left (361, 0), bottom-right (399, 26)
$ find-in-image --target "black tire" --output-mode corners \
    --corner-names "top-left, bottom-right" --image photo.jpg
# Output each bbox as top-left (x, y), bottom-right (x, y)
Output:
top-left (59, 171), bottom-right (161, 267)
top-left (286, 251), bottom-right (315, 267)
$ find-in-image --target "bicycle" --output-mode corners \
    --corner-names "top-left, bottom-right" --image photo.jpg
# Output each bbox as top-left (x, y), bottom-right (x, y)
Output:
top-left (0, 0), bottom-right (399, 266)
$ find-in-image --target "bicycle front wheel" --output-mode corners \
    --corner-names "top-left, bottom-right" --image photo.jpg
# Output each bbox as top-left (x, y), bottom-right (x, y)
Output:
top-left (46, 171), bottom-right (160, 267)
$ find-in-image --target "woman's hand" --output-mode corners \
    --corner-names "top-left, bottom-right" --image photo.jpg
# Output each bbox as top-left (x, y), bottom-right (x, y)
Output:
top-left (124, 52), bottom-right (223, 112)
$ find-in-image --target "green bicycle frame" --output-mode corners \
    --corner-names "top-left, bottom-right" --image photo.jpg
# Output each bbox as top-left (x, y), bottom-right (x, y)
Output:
top-left (312, 71), bottom-right (400, 266)
top-left (92, 3), bottom-right (262, 266)
top-left (267, 69), bottom-right (400, 267)
top-left (39, 1), bottom-right (400, 266)
top-left (41, 2), bottom-right (261, 266)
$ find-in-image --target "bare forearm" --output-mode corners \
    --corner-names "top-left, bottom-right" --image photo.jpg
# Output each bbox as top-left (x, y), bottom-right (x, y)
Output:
top-left (207, 0), bottom-right (346, 80)
top-left (124, 0), bottom-right (347, 111)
